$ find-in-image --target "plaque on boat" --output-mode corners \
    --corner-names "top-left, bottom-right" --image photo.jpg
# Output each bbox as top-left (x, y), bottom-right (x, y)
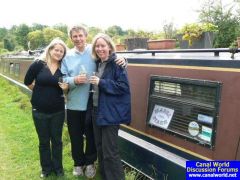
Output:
top-left (149, 105), bottom-right (174, 129)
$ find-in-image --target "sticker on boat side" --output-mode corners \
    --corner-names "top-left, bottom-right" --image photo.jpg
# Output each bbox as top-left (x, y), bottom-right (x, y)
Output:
top-left (198, 126), bottom-right (212, 142)
top-left (197, 114), bottom-right (213, 124)
top-left (188, 121), bottom-right (200, 136)
top-left (149, 105), bottom-right (174, 129)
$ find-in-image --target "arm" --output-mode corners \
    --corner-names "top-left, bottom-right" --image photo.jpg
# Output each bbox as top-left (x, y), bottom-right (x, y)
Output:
top-left (24, 61), bottom-right (40, 90)
top-left (61, 59), bottom-right (87, 88)
top-left (95, 64), bottom-right (130, 95)
top-left (61, 58), bottom-right (76, 88)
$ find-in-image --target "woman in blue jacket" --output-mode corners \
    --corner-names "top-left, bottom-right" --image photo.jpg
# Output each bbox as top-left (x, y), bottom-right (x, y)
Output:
top-left (89, 33), bottom-right (131, 180)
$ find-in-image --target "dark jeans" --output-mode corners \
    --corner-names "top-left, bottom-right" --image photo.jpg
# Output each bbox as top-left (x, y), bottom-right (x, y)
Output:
top-left (32, 110), bottom-right (65, 173)
top-left (93, 108), bottom-right (125, 180)
top-left (67, 108), bottom-right (97, 166)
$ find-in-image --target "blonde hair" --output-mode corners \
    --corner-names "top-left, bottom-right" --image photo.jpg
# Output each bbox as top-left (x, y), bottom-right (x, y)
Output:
top-left (91, 33), bottom-right (116, 60)
top-left (40, 37), bottom-right (68, 64)
top-left (68, 25), bottom-right (88, 38)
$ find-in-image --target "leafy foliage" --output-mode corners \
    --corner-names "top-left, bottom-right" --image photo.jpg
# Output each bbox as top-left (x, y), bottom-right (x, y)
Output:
top-left (3, 36), bottom-right (15, 51)
top-left (179, 23), bottom-right (218, 46)
top-left (31, 23), bottom-right (48, 31)
top-left (0, 27), bottom-right (7, 41)
top-left (27, 30), bottom-right (45, 50)
top-left (14, 24), bottom-right (31, 50)
top-left (87, 26), bottom-right (103, 43)
top-left (43, 27), bottom-right (67, 44)
top-left (0, 48), bottom-right (8, 54)
top-left (53, 23), bottom-right (68, 34)
top-left (105, 25), bottom-right (126, 37)
top-left (163, 21), bottom-right (177, 39)
top-left (198, 0), bottom-right (240, 47)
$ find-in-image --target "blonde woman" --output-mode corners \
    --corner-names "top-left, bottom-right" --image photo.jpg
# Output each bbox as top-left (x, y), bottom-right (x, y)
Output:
top-left (24, 38), bottom-right (68, 178)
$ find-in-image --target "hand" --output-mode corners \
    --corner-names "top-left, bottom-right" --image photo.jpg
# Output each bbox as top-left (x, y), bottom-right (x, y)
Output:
top-left (89, 75), bottom-right (100, 85)
top-left (59, 82), bottom-right (69, 91)
top-left (74, 74), bottom-right (88, 84)
top-left (115, 57), bottom-right (126, 67)
top-left (27, 82), bottom-right (35, 90)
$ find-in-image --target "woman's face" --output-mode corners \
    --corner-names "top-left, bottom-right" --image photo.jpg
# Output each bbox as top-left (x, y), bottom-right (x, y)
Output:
top-left (50, 44), bottom-right (65, 62)
top-left (95, 38), bottom-right (111, 61)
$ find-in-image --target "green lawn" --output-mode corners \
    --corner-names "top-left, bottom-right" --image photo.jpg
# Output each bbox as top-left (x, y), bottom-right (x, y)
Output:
top-left (0, 76), bottom-right (101, 180)
top-left (0, 76), bottom-right (137, 180)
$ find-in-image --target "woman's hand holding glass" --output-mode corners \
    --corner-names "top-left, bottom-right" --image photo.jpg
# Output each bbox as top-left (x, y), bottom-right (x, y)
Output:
top-left (89, 72), bottom-right (99, 93)
top-left (58, 77), bottom-right (69, 91)
top-left (89, 72), bottom-right (100, 85)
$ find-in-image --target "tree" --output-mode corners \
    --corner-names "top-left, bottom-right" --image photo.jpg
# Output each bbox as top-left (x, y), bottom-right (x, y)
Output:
top-left (87, 26), bottom-right (103, 43)
top-left (162, 21), bottom-right (177, 39)
top-left (0, 41), bottom-right (3, 49)
top-left (126, 29), bottom-right (136, 37)
top-left (105, 25), bottom-right (125, 37)
top-left (3, 37), bottom-right (15, 51)
top-left (31, 23), bottom-right (48, 31)
top-left (0, 48), bottom-right (8, 54)
top-left (66, 38), bottom-right (74, 48)
top-left (198, 0), bottom-right (240, 47)
top-left (0, 27), bottom-right (7, 41)
top-left (53, 23), bottom-right (68, 34)
top-left (43, 28), bottom-right (66, 45)
top-left (14, 24), bottom-right (31, 50)
top-left (27, 30), bottom-right (45, 50)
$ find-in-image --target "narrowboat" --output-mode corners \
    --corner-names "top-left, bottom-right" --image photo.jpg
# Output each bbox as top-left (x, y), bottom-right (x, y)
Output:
top-left (1, 48), bottom-right (240, 179)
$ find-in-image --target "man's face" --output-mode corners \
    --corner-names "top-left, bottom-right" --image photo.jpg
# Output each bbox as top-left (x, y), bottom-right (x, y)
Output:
top-left (71, 30), bottom-right (87, 50)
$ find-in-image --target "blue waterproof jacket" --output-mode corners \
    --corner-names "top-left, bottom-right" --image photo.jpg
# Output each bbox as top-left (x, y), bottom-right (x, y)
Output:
top-left (96, 53), bottom-right (131, 126)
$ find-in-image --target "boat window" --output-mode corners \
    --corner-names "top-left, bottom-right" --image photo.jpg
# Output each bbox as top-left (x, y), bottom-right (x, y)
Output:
top-left (4, 62), bottom-right (8, 73)
top-left (15, 63), bottom-right (20, 77)
top-left (9, 63), bottom-right (14, 75)
top-left (147, 75), bottom-right (222, 148)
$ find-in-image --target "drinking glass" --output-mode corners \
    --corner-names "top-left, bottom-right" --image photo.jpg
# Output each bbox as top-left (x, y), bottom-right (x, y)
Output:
top-left (80, 65), bottom-right (87, 75)
top-left (89, 72), bottom-right (96, 93)
top-left (58, 76), bottom-right (63, 83)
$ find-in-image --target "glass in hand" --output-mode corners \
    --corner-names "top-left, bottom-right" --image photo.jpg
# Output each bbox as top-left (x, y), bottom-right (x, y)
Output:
top-left (58, 77), bottom-right (63, 83)
top-left (89, 72), bottom-right (96, 93)
top-left (80, 65), bottom-right (87, 75)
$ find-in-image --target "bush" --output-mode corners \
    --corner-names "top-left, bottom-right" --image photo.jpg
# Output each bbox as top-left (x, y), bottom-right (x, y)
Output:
top-left (0, 48), bottom-right (9, 55)
top-left (178, 23), bottom-right (218, 46)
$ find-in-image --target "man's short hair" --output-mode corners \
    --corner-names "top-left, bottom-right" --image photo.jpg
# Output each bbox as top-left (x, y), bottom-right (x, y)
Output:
top-left (68, 25), bottom-right (88, 37)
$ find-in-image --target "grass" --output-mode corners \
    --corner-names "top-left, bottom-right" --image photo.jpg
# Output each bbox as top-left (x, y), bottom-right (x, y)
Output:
top-left (0, 76), bottom-right (101, 180)
top-left (0, 76), bottom-right (140, 180)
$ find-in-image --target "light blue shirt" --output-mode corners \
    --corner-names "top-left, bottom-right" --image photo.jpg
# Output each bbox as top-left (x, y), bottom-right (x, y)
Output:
top-left (61, 45), bottom-right (96, 111)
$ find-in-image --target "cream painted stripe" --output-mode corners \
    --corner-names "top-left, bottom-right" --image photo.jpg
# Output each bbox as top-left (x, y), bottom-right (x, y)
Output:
top-left (121, 125), bottom-right (212, 161)
top-left (119, 130), bottom-right (187, 168)
top-left (128, 63), bottom-right (240, 72)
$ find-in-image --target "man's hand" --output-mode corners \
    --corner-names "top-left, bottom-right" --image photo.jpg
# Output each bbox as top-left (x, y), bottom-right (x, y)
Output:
top-left (115, 57), bottom-right (127, 67)
top-left (74, 74), bottom-right (88, 85)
